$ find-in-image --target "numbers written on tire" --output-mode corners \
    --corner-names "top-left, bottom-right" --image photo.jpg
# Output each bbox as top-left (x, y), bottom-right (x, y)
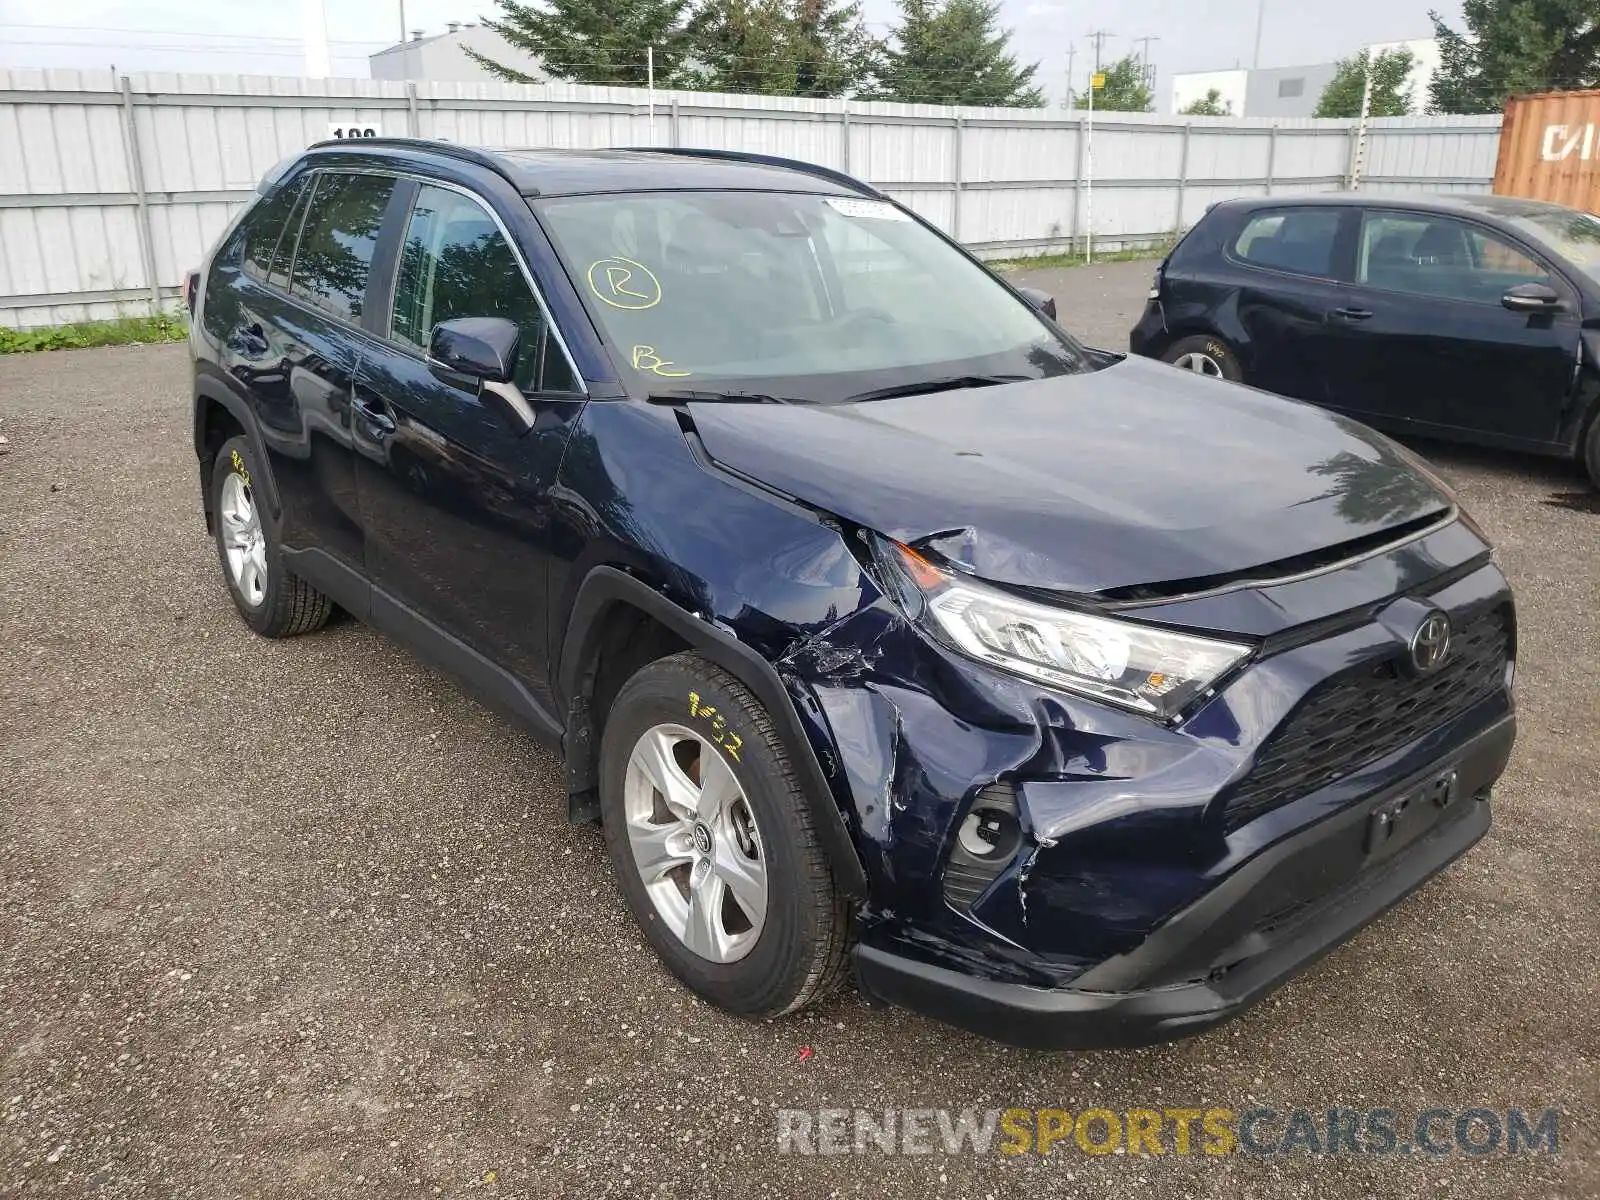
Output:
top-left (688, 691), bottom-right (743, 762)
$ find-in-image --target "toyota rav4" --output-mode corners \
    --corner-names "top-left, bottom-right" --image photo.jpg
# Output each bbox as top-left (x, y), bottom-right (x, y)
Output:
top-left (188, 140), bottom-right (1517, 1047)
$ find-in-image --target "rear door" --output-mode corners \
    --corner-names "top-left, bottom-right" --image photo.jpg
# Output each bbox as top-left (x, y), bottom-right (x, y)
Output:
top-left (215, 168), bottom-right (402, 568)
top-left (1325, 208), bottom-right (1580, 444)
top-left (1216, 206), bottom-right (1354, 403)
top-left (351, 179), bottom-right (587, 708)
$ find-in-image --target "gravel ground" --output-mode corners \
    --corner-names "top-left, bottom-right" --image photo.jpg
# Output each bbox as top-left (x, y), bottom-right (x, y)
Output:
top-left (2, 260), bottom-right (1597, 1198)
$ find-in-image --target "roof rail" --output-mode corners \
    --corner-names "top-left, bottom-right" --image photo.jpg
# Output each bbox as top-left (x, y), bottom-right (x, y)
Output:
top-left (614, 147), bottom-right (884, 200)
top-left (304, 136), bottom-right (524, 190)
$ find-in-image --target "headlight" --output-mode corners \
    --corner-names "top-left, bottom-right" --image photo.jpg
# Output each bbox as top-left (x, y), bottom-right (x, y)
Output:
top-left (880, 541), bottom-right (1251, 721)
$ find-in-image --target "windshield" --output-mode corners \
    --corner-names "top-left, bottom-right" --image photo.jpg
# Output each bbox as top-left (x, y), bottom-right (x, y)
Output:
top-left (534, 190), bottom-right (1087, 399)
top-left (1508, 208), bottom-right (1600, 281)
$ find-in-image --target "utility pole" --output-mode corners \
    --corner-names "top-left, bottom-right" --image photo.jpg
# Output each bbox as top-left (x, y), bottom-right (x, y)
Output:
top-left (1252, 0), bottom-right (1267, 70)
top-left (1133, 35), bottom-right (1160, 92)
top-left (1086, 29), bottom-right (1113, 74)
top-left (1063, 44), bottom-right (1076, 111)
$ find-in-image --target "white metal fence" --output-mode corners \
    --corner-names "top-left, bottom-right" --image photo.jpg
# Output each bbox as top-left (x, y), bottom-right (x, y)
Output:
top-left (0, 69), bottom-right (1507, 328)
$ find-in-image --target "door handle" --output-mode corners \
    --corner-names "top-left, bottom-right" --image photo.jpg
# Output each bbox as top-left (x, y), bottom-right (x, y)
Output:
top-left (1330, 307), bottom-right (1374, 322)
top-left (352, 394), bottom-right (395, 436)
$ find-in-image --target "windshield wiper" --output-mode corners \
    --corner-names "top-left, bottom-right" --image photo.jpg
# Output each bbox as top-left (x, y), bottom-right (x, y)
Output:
top-left (646, 388), bottom-right (793, 405)
top-left (842, 374), bottom-right (1029, 404)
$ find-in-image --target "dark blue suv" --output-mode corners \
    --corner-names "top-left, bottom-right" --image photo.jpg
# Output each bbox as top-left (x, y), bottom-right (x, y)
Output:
top-left (189, 140), bottom-right (1517, 1047)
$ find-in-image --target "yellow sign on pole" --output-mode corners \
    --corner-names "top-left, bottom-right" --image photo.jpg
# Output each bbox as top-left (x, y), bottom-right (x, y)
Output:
top-left (1091, 72), bottom-right (1106, 89)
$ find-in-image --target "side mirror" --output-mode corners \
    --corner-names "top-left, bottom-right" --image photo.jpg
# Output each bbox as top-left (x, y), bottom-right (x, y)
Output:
top-left (1018, 287), bottom-right (1057, 321)
top-left (428, 317), bottom-right (535, 435)
top-left (429, 316), bottom-right (519, 381)
top-left (1502, 281), bottom-right (1564, 314)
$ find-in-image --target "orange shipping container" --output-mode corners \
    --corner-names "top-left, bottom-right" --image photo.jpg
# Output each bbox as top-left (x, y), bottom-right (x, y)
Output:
top-left (1494, 90), bottom-right (1600, 213)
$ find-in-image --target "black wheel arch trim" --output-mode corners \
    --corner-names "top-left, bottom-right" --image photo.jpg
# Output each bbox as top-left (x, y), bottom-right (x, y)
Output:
top-left (558, 564), bottom-right (869, 897)
top-left (193, 375), bottom-right (283, 522)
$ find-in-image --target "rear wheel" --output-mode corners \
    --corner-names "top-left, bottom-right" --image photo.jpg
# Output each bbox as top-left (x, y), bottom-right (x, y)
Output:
top-left (1162, 334), bottom-right (1244, 383)
top-left (598, 651), bottom-right (852, 1017)
top-left (211, 436), bottom-right (332, 638)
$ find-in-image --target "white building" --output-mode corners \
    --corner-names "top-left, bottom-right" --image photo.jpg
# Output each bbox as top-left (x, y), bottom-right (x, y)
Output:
top-left (369, 24), bottom-right (546, 82)
top-left (1170, 38), bottom-right (1441, 118)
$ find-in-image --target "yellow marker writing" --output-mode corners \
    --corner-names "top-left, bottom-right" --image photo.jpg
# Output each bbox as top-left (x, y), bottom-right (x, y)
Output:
top-left (631, 345), bottom-right (690, 377)
top-left (586, 256), bottom-right (662, 310)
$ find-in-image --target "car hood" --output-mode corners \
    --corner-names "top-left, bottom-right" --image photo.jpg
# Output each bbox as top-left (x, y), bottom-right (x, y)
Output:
top-left (686, 355), bottom-right (1451, 596)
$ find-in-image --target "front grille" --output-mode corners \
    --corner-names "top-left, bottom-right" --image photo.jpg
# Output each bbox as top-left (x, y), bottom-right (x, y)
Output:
top-left (1222, 605), bottom-right (1511, 831)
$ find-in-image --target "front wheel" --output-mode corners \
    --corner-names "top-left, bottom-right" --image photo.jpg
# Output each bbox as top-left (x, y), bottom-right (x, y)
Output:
top-left (1162, 334), bottom-right (1244, 383)
top-left (598, 652), bottom-right (852, 1018)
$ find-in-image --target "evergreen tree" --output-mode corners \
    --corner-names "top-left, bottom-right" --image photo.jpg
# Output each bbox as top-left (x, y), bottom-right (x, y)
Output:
top-left (685, 0), bottom-right (880, 97)
top-left (1429, 0), bottom-right (1600, 114)
top-left (465, 0), bottom-right (693, 86)
top-left (1314, 48), bottom-right (1415, 118)
top-left (876, 0), bottom-right (1045, 108)
top-left (1178, 88), bottom-right (1232, 116)
top-left (1071, 55), bottom-right (1152, 112)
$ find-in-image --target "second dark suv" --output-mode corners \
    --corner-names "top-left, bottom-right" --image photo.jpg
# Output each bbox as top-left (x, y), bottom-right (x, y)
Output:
top-left (190, 140), bottom-right (1516, 1048)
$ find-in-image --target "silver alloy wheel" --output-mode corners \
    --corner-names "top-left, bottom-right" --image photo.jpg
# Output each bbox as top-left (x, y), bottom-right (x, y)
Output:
top-left (219, 471), bottom-right (267, 608)
top-left (623, 722), bottom-right (768, 963)
top-left (1172, 351), bottom-right (1225, 377)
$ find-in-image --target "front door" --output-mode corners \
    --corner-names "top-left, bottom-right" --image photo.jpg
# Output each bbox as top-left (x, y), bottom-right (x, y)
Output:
top-left (1325, 209), bottom-right (1580, 446)
top-left (351, 181), bottom-right (588, 711)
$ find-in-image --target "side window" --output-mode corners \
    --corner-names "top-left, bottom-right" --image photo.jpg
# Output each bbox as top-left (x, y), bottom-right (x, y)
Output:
top-left (289, 172), bottom-right (396, 320)
top-left (267, 181), bottom-right (313, 290)
top-left (1357, 212), bottom-right (1551, 303)
top-left (1233, 208), bottom-right (1342, 277)
top-left (240, 175), bottom-right (307, 282)
top-left (390, 184), bottom-right (580, 393)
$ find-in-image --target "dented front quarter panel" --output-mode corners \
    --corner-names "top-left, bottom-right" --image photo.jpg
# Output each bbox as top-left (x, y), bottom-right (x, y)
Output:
top-left (554, 399), bottom-right (1510, 992)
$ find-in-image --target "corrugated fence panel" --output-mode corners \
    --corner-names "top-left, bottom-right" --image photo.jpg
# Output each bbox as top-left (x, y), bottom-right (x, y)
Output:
top-left (0, 71), bottom-right (1513, 326)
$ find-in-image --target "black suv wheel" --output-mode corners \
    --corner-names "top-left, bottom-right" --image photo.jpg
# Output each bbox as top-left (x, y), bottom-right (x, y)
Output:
top-left (598, 652), bottom-right (852, 1017)
top-left (211, 436), bottom-right (333, 638)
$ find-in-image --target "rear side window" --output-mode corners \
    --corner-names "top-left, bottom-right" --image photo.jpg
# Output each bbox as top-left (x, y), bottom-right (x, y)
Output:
top-left (240, 175), bottom-right (308, 282)
top-left (289, 172), bottom-right (397, 320)
top-left (1233, 208), bottom-right (1342, 277)
top-left (390, 183), bottom-right (580, 393)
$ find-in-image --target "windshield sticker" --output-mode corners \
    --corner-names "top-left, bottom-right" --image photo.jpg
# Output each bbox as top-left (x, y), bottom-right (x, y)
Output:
top-left (587, 256), bottom-right (662, 309)
top-left (824, 197), bottom-right (911, 222)
top-left (631, 345), bottom-right (690, 377)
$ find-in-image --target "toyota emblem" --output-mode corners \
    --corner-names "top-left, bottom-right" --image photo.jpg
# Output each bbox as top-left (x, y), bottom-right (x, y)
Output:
top-left (1408, 610), bottom-right (1452, 676)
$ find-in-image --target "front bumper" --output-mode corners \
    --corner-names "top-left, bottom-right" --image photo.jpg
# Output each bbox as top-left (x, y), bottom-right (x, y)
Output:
top-left (852, 713), bottom-right (1513, 1049)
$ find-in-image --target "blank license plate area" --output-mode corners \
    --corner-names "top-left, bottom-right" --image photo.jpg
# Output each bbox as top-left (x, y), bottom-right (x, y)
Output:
top-left (1365, 770), bottom-right (1459, 862)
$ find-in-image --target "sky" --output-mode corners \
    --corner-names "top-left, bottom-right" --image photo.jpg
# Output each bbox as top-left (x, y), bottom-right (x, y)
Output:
top-left (0, 0), bottom-right (1463, 106)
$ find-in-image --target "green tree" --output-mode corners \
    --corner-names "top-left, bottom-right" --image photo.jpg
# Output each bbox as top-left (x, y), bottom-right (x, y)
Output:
top-left (685, 0), bottom-right (880, 97)
top-left (465, 0), bottom-right (694, 85)
top-left (1072, 55), bottom-right (1152, 112)
top-left (1179, 88), bottom-right (1231, 116)
top-left (1314, 48), bottom-right (1415, 118)
top-left (1429, 0), bottom-right (1600, 114)
top-left (876, 0), bottom-right (1045, 107)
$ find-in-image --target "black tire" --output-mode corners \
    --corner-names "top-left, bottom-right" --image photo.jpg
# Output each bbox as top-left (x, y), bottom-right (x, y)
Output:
top-left (598, 651), bottom-right (852, 1017)
top-left (1161, 334), bottom-right (1244, 383)
top-left (1583, 410), bottom-right (1600, 489)
top-left (210, 436), bottom-right (332, 638)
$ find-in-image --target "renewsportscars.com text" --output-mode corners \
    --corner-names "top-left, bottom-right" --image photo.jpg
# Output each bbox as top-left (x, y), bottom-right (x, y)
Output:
top-left (776, 1106), bottom-right (1560, 1157)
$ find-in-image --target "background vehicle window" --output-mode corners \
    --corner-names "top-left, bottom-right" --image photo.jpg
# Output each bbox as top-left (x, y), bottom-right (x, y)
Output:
top-left (241, 176), bottom-right (307, 282)
top-left (1233, 209), bottom-right (1341, 276)
top-left (288, 172), bottom-right (396, 320)
top-left (1357, 212), bottom-right (1550, 303)
top-left (390, 184), bottom-right (579, 393)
